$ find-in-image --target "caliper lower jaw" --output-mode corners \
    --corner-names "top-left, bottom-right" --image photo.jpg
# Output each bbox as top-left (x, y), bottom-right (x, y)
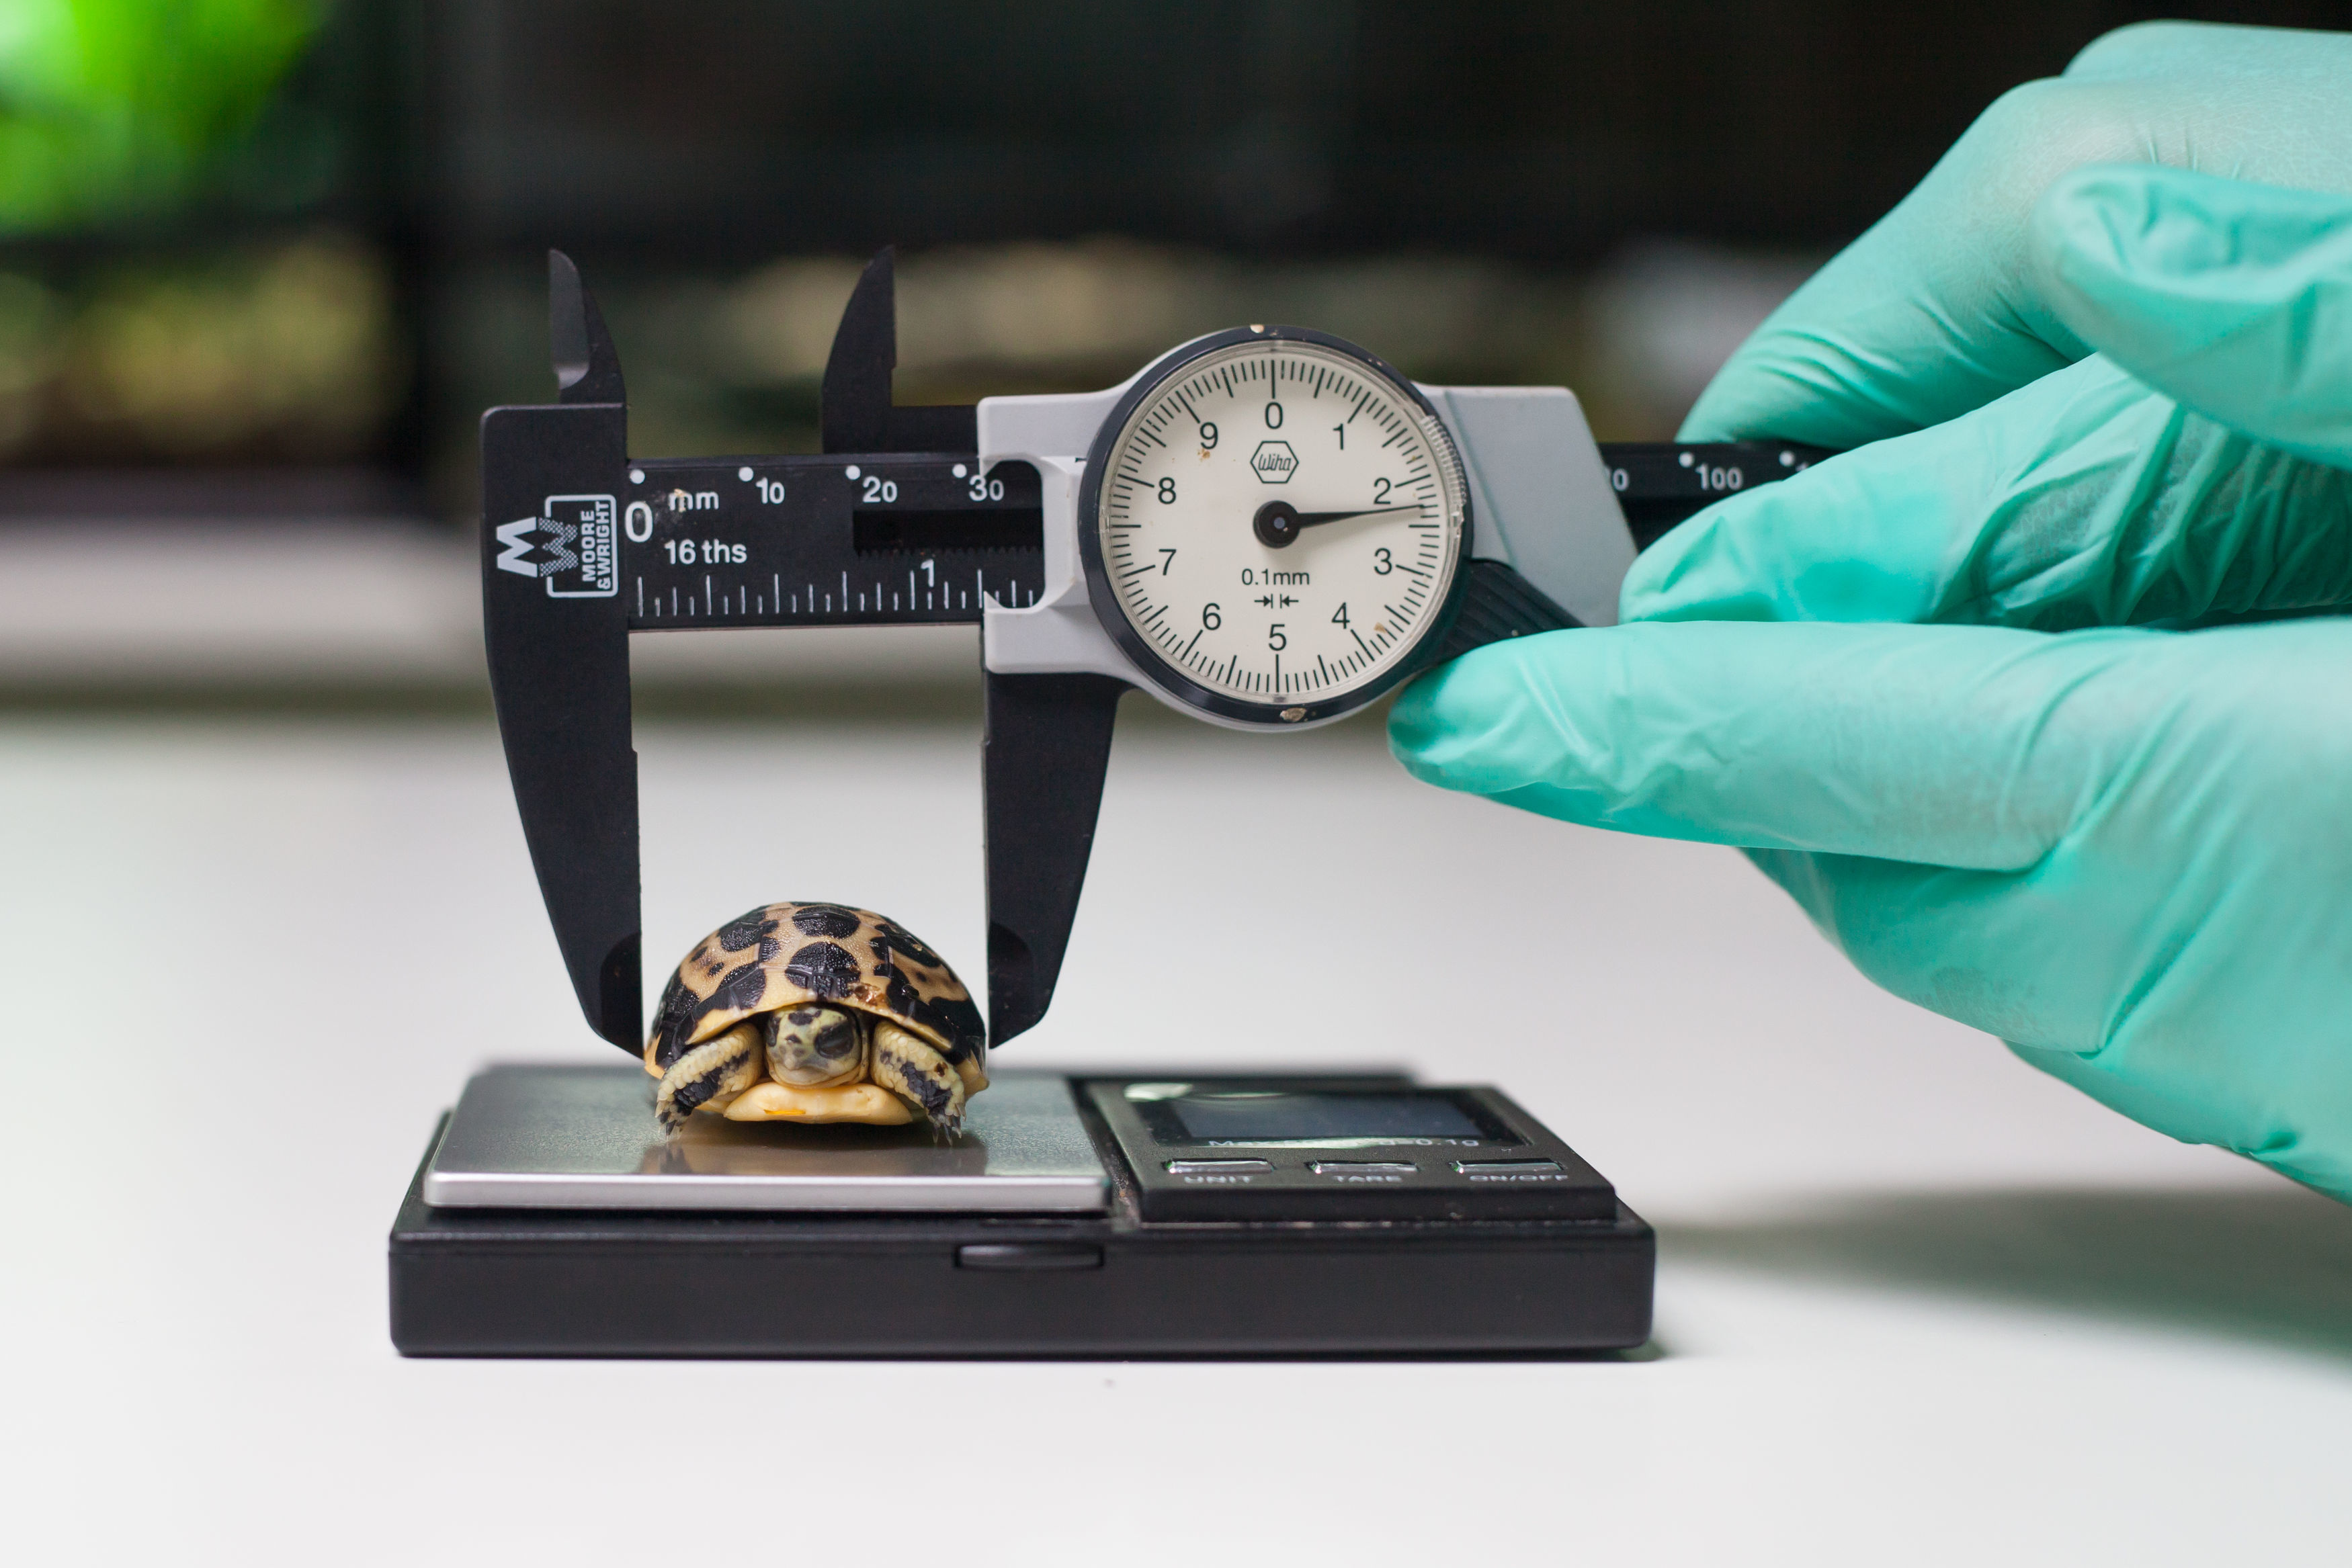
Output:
top-left (970, 390), bottom-right (1137, 1048)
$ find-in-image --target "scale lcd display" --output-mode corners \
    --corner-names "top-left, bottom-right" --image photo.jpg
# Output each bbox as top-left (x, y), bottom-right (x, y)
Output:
top-left (1169, 1092), bottom-right (1489, 1143)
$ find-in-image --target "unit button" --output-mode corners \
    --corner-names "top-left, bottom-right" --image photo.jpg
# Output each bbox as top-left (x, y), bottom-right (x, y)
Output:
top-left (1308, 1161), bottom-right (1418, 1176)
top-left (1452, 1159), bottom-right (1564, 1176)
top-left (1165, 1158), bottom-right (1272, 1175)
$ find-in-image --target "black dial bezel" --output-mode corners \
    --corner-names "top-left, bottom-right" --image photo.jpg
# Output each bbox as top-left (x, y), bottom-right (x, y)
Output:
top-left (1077, 325), bottom-right (1474, 728)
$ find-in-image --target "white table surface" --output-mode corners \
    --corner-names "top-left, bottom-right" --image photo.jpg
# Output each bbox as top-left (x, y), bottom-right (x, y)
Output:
top-left (3, 687), bottom-right (2346, 1566)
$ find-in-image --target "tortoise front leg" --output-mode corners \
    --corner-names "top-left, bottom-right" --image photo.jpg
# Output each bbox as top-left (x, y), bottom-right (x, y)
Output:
top-left (653, 1021), bottom-right (765, 1133)
top-left (870, 1020), bottom-right (968, 1136)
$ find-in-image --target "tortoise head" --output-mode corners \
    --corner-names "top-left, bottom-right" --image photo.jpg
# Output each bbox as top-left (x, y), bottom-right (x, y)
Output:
top-left (761, 1004), bottom-right (868, 1087)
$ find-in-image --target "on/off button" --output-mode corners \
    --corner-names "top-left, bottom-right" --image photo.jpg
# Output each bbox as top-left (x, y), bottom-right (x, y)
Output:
top-left (1452, 1159), bottom-right (1564, 1176)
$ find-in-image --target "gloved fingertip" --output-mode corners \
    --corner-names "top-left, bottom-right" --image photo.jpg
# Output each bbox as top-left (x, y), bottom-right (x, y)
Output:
top-left (2030, 165), bottom-right (2352, 466)
top-left (1620, 453), bottom-right (1943, 627)
top-left (1384, 662), bottom-right (1456, 772)
top-left (1385, 647), bottom-right (1513, 784)
top-left (1618, 508), bottom-right (1751, 622)
top-left (2029, 164), bottom-right (2239, 301)
top-left (1615, 480), bottom-right (1806, 622)
top-left (1672, 401), bottom-right (1740, 445)
top-left (2031, 164), bottom-right (2158, 263)
top-left (1388, 634), bottom-right (1619, 805)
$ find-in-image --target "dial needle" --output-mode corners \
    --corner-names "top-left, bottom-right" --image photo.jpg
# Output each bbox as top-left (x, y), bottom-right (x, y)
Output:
top-left (1253, 502), bottom-right (1421, 549)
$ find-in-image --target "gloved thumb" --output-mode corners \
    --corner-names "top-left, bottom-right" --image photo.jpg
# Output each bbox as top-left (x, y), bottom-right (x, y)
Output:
top-left (2031, 164), bottom-right (2352, 469)
top-left (1390, 618), bottom-right (2173, 869)
top-left (1394, 617), bottom-right (2352, 1203)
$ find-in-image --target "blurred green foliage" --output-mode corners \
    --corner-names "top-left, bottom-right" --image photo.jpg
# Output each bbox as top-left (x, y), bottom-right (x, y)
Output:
top-left (0, 0), bottom-right (325, 232)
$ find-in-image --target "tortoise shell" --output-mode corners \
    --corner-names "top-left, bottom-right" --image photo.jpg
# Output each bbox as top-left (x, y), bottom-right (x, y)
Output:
top-left (646, 902), bottom-right (984, 1074)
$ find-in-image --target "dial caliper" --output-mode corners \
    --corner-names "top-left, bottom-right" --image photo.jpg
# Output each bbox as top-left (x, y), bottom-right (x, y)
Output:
top-left (483, 251), bottom-right (1825, 1055)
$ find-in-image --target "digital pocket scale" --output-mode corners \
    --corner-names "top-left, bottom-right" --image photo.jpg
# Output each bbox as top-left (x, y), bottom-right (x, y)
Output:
top-left (390, 1067), bottom-right (1652, 1357)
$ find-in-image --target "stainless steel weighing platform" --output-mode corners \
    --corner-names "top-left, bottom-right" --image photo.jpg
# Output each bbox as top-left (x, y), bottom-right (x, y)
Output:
top-left (423, 1065), bottom-right (1107, 1213)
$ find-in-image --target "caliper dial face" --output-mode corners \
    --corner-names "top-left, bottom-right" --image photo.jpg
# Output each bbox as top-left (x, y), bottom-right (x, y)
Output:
top-left (1087, 334), bottom-right (1467, 721)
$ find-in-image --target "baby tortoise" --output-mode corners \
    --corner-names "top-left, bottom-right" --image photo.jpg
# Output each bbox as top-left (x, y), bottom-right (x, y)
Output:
top-left (645, 902), bottom-right (987, 1135)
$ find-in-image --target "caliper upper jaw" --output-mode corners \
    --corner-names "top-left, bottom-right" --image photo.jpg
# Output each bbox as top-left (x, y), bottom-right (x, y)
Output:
top-left (479, 252), bottom-right (642, 1053)
top-left (552, 249), bottom-right (625, 406)
top-left (823, 247), bottom-right (979, 453)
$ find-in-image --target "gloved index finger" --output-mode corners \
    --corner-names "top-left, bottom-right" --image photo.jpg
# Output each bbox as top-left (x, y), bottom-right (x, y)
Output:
top-left (1677, 22), bottom-right (2352, 447)
top-left (1632, 353), bottom-right (2352, 631)
top-left (1390, 618), bottom-right (2164, 871)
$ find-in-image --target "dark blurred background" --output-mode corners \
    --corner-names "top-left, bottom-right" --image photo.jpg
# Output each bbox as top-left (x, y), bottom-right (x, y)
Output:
top-left (0, 1), bottom-right (2345, 527)
top-left (0, 1), bottom-right (2343, 700)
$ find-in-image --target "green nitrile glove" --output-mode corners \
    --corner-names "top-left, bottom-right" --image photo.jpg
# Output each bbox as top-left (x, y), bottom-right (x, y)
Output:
top-left (1392, 29), bottom-right (2352, 1198)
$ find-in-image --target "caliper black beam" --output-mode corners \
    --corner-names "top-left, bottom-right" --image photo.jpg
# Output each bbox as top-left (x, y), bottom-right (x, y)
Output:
top-left (1603, 441), bottom-right (1833, 550)
top-left (616, 455), bottom-right (1044, 630)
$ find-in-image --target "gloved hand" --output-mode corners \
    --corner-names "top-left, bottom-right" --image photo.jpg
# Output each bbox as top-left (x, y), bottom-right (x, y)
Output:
top-left (1392, 22), bottom-right (2352, 1199)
